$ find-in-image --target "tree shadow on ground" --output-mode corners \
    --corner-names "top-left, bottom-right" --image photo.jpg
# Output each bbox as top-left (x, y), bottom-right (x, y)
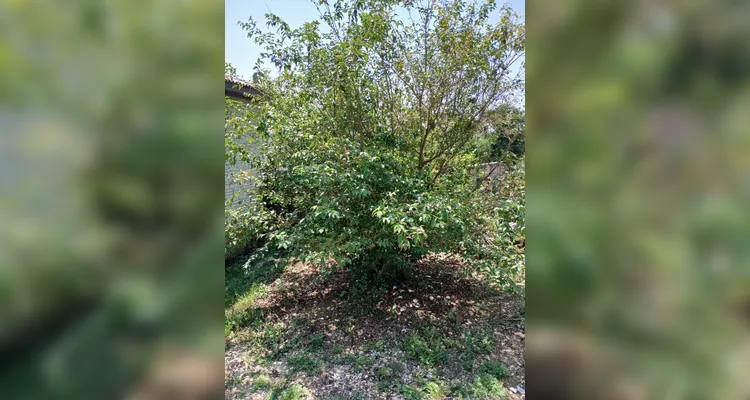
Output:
top-left (225, 253), bottom-right (525, 399)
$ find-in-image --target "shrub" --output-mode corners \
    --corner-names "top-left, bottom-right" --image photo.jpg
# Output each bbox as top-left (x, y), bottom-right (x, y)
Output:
top-left (233, 0), bottom-right (524, 284)
top-left (252, 138), bottom-right (474, 280)
top-left (225, 199), bottom-right (277, 261)
top-left (464, 158), bottom-right (526, 293)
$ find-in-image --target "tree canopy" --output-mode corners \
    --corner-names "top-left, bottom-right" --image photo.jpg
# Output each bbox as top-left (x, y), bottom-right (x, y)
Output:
top-left (227, 0), bottom-right (525, 289)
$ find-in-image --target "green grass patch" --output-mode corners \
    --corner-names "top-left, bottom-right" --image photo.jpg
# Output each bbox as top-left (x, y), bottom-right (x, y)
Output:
top-left (225, 256), bottom-right (284, 335)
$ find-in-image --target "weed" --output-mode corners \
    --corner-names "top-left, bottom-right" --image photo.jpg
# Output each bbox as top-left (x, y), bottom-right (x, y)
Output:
top-left (225, 308), bottom-right (255, 333)
top-left (336, 354), bottom-right (357, 365)
top-left (458, 330), bottom-right (494, 372)
top-left (472, 373), bottom-right (507, 398)
top-left (404, 331), bottom-right (447, 366)
top-left (280, 334), bottom-right (303, 354)
top-left (272, 383), bottom-right (309, 400)
top-left (479, 360), bottom-right (509, 380)
top-left (389, 361), bottom-right (405, 375)
top-left (424, 380), bottom-right (447, 399)
top-left (252, 374), bottom-right (272, 390)
top-left (400, 384), bottom-right (427, 400)
top-left (287, 354), bottom-right (323, 376)
top-left (374, 340), bottom-right (385, 351)
top-left (451, 373), bottom-right (506, 399)
top-left (291, 316), bottom-right (309, 329)
top-left (460, 353), bottom-right (474, 372)
top-left (332, 344), bottom-right (344, 354)
top-left (376, 366), bottom-right (393, 380)
top-left (308, 332), bottom-right (325, 351)
top-left (255, 322), bottom-right (284, 349)
top-left (346, 321), bottom-right (357, 335)
top-left (354, 355), bottom-right (375, 372)
top-left (461, 330), bottom-right (493, 355)
top-left (226, 375), bottom-right (242, 386)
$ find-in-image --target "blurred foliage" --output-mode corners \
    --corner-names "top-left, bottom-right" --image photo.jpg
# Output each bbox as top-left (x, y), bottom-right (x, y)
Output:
top-left (0, 0), bottom-right (224, 399)
top-left (527, 0), bottom-right (750, 398)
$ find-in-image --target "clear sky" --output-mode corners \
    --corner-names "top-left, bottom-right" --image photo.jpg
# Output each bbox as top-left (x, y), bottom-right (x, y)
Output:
top-left (225, 0), bottom-right (525, 80)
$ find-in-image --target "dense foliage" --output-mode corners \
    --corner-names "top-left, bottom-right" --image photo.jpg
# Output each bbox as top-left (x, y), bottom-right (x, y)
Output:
top-left (477, 104), bottom-right (525, 162)
top-left (227, 0), bottom-right (524, 288)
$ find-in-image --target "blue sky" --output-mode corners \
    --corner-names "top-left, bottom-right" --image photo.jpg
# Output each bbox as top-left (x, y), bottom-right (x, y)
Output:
top-left (226, 0), bottom-right (525, 79)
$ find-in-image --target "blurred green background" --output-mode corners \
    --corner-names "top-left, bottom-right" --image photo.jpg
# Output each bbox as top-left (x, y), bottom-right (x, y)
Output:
top-left (0, 0), bottom-right (225, 399)
top-left (527, 0), bottom-right (750, 399)
top-left (2, 0), bottom-right (750, 399)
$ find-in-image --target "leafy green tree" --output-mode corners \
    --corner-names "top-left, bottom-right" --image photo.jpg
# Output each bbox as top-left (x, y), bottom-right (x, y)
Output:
top-left (487, 105), bottom-right (525, 160)
top-left (233, 0), bottom-right (524, 282)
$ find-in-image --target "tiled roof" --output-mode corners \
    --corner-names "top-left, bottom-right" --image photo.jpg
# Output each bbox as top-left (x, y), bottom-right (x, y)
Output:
top-left (225, 74), bottom-right (262, 100)
top-left (225, 74), bottom-right (254, 87)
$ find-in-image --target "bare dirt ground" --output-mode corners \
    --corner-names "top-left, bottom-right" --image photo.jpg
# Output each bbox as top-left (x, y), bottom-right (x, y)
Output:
top-left (225, 254), bottom-right (525, 399)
